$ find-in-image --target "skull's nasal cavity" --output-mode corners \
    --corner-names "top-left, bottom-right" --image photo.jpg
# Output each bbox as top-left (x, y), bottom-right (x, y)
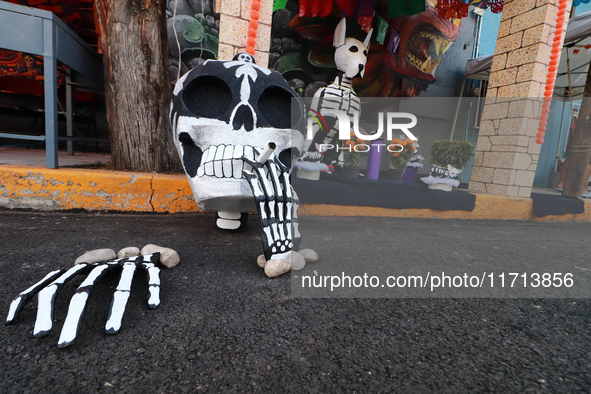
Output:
top-left (232, 104), bottom-right (255, 131)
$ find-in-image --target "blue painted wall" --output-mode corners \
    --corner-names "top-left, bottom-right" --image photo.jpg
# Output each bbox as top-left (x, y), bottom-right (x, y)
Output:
top-left (478, 10), bottom-right (502, 56)
top-left (533, 100), bottom-right (578, 188)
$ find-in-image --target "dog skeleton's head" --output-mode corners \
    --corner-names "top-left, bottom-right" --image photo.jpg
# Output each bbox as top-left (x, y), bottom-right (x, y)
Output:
top-left (333, 18), bottom-right (373, 79)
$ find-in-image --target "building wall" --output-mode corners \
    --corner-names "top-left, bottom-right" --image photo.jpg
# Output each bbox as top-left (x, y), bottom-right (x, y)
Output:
top-left (469, 0), bottom-right (571, 197)
top-left (479, 3), bottom-right (591, 57)
top-left (217, 0), bottom-right (273, 66)
top-left (476, 3), bottom-right (589, 188)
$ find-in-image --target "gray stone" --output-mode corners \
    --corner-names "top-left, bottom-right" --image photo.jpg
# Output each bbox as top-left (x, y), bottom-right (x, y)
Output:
top-left (141, 244), bottom-right (180, 268)
top-left (299, 249), bottom-right (318, 263)
top-left (74, 249), bottom-right (117, 265)
top-left (264, 259), bottom-right (291, 278)
top-left (257, 254), bottom-right (267, 268)
top-left (290, 251), bottom-right (306, 270)
top-left (117, 247), bottom-right (140, 259)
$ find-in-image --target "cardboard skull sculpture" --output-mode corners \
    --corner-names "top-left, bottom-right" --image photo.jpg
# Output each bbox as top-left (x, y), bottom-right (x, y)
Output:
top-left (170, 53), bottom-right (306, 213)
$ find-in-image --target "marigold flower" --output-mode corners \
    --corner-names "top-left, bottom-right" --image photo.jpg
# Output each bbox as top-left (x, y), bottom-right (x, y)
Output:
top-left (357, 139), bottom-right (365, 145)
top-left (345, 140), bottom-right (355, 147)
top-left (350, 131), bottom-right (356, 138)
top-left (405, 138), bottom-right (413, 144)
top-left (393, 152), bottom-right (400, 157)
top-left (392, 138), bottom-right (400, 144)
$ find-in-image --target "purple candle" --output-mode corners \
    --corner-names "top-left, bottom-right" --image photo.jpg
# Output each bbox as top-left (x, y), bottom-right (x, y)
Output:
top-left (366, 139), bottom-right (383, 180)
top-left (403, 166), bottom-right (418, 183)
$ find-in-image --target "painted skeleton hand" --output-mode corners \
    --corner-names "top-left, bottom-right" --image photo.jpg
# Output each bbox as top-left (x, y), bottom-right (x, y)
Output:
top-left (242, 152), bottom-right (300, 261)
top-left (6, 254), bottom-right (161, 348)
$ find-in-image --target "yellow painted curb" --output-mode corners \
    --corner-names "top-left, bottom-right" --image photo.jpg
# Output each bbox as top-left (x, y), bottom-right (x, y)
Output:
top-left (0, 165), bottom-right (199, 213)
top-left (0, 165), bottom-right (589, 221)
top-left (299, 193), bottom-right (591, 222)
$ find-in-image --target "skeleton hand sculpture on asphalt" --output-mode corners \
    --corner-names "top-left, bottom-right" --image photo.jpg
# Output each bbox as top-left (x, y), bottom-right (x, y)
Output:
top-left (6, 53), bottom-right (315, 347)
top-left (6, 251), bottom-right (163, 348)
top-left (242, 143), bottom-right (301, 260)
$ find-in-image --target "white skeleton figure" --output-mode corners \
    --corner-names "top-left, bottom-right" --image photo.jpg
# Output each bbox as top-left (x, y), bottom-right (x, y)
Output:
top-left (303, 18), bottom-right (373, 167)
top-left (7, 53), bottom-right (310, 347)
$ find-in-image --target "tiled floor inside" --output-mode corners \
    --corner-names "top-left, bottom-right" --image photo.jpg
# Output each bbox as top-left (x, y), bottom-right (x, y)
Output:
top-left (0, 146), bottom-right (111, 168)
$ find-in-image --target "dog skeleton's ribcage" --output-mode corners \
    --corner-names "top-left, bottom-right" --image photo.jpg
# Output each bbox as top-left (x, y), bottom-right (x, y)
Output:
top-left (306, 77), bottom-right (360, 163)
top-left (430, 166), bottom-right (450, 178)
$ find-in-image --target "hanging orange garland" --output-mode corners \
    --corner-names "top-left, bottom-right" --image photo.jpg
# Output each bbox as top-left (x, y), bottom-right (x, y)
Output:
top-left (536, 0), bottom-right (569, 144)
top-left (245, 0), bottom-right (262, 55)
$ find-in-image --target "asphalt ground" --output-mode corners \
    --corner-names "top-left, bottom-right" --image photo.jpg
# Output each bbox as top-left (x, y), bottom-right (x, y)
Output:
top-left (1, 209), bottom-right (591, 393)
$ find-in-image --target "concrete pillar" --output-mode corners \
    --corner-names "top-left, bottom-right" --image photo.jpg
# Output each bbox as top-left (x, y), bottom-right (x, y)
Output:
top-left (217, 0), bottom-right (273, 66)
top-left (469, 0), bottom-right (570, 197)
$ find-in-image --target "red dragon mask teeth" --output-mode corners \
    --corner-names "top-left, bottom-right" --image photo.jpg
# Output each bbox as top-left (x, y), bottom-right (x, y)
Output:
top-left (382, 4), bottom-right (461, 84)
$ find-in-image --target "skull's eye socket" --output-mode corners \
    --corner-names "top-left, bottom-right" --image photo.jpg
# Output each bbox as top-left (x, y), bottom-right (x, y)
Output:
top-left (258, 86), bottom-right (296, 129)
top-left (349, 45), bottom-right (359, 53)
top-left (182, 76), bottom-right (232, 118)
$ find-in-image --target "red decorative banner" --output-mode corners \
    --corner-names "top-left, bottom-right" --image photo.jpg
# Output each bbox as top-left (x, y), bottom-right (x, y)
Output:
top-left (358, 15), bottom-right (374, 33)
top-left (437, 0), bottom-right (469, 19)
top-left (299, 0), bottom-right (334, 17)
top-left (337, 0), bottom-right (356, 16)
top-left (489, 0), bottom-right (504, 13)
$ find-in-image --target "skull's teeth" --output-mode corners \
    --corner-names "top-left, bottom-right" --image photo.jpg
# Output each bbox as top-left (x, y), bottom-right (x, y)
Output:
top-left (243, 145), bottom-right (254, 174)
top-left (204, 161), bottom-right (214, 176)
top-left (232, 145), bottom-right (244, 178)
top-left (198, 144), bottom-right (257, 179)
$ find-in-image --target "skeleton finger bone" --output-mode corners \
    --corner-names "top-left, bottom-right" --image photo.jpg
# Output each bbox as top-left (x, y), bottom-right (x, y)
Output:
top-left (104, 254), bottom-right (160, 337)
top-left (104, 260), bottom-right (137, 336)
top-left (34, 263), bottom-right (94, 337)
top-left (6, 269), bottom-right (64, 324)
top-left (142, 257), bottom-right (161, 309)
top-left (243, 153), bottom-right (276, 202)
top-left (58, 261), bottom-right (120, 347)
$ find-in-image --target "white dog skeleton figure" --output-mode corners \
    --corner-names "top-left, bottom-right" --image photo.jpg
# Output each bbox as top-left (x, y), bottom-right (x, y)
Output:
top-left (6, 53), bottom-right (308, 347)
top-left (303, 18), bottom-right (372, 167)
top-left (430, 164), bottom-right (462, 180)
